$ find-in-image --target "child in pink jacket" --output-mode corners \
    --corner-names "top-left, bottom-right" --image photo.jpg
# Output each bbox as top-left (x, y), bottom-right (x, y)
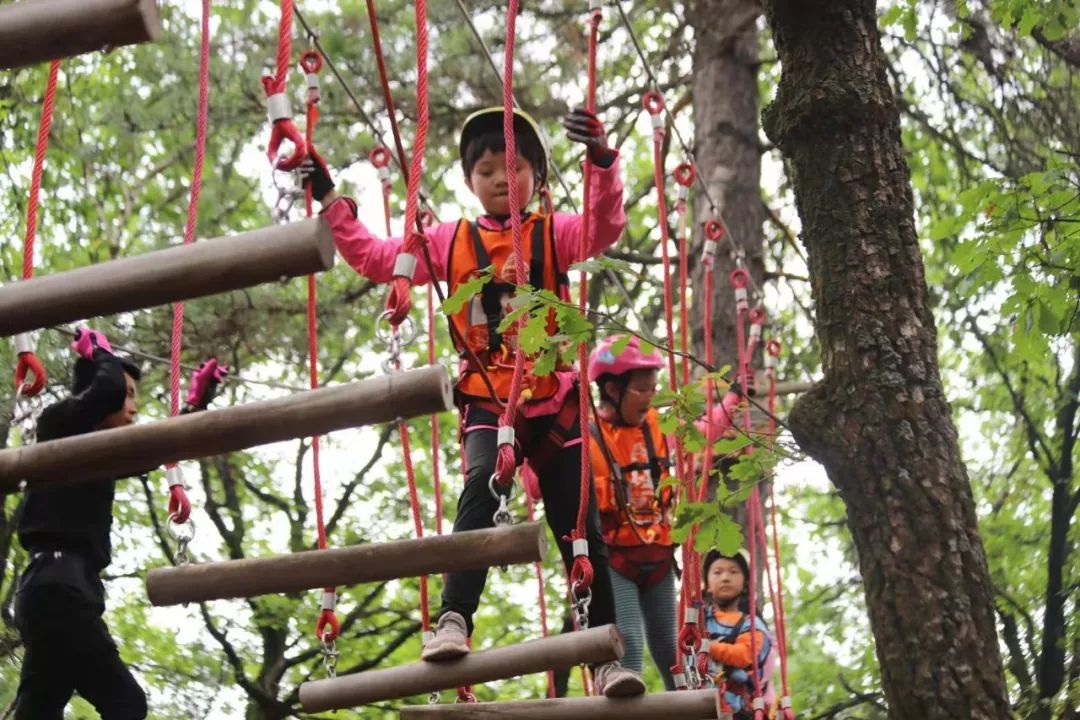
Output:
top-left (302, 106), bottom-right (645, 696)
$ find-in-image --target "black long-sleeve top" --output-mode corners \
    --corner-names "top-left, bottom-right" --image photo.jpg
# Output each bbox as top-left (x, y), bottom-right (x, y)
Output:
top-left (17, 351), bottom-right (132, 572)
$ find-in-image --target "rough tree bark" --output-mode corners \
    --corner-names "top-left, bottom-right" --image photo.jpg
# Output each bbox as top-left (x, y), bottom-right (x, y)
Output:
top-left (690, 0), bottom-right (766, 370)
top-left (760, 1), bottom-right (1011, 717)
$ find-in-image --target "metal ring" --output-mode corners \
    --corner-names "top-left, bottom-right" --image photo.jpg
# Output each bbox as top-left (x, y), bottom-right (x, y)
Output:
top-left (748, 307), bottom-right (766, 325)
top-left (167, 517), bottom-right (196, 543)
top-left (487, 473), bottom-right (512, 502)
top-left (730, 268), bottom-right (749, 289)
top-left (375, 311), bottom-right (418, 346)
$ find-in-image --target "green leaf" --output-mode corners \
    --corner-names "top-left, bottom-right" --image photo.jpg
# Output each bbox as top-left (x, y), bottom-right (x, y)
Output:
top-left (1017, 7), bottom-right (1040, 35)
top-left (1037, 300), bottom-right (1061, 336)
top-left (712, 435), bottom-right (753, 455)
top-left (694, 513), bottom-right (743, 555)
top-left (533, 347), bottom-right (557, 377)
top-left (442, 267), bottom-right (492, 315)
top-left (518, 314), bottom-right (550, 354)
top-left (880, 4), bottom-right (905, 26)
top-left (611, 334), bottom-right (631, 356)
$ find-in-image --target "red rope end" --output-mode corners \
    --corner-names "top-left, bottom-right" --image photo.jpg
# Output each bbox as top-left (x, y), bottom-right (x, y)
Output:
top-left (316, 608), bottom-right (340, 642)
top-left (168, 485), bottom-right (192, 524)
top-left (14, 353), bottom-right (46, 397)
top-left (384, 276), bottom-right (414, 327)
top-left (493, 442), bottom-right (517, 486)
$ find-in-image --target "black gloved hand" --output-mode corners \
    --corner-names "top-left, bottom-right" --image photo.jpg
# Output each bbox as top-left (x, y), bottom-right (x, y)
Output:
top-left (298, 148), bottom-right (336, 202)
top-left (563, 108), bottom-right (616, 168)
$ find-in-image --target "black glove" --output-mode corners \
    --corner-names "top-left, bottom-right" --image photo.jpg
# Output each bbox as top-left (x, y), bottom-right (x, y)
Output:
top-left (563, 108), bottom-right (616, 168)
top-left (298, 148), bottom-right (336, 202)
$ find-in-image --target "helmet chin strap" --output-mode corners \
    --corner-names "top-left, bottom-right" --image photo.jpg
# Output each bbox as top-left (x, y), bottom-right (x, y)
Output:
top-left (605, 386), bottom-right (637, 427)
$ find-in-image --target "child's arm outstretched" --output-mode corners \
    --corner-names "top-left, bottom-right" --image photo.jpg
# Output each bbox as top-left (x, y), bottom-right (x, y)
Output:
top-left (553, 108), bottom-right (627, 267)
top-left (300, 152), bottom-right (455, 284)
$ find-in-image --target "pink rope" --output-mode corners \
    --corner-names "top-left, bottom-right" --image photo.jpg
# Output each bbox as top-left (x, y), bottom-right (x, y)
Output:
top-left (168, 0), bottom-right (211, 420)
top-left (491, 0), bottom-right (529, 485)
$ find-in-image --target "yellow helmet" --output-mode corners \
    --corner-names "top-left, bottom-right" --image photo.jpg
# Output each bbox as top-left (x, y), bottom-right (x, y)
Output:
top-left (458, 106), bottom-right (548, 186)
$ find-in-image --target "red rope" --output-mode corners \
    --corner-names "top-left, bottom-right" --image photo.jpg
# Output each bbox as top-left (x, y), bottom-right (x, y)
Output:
top-left (526, 493), bottom-right (555, 697)
top-left (766, 339), bottom-right (793, 714)
top-left (169, 2), bottom-right (211, 420)
top-left (23, 61), bottom-right (59, 284)
top-left (14, 60), bottom-right (60, 397)
top-left (564, 1), bottom-right (603, 608)
top-left (297, 50), bottom-right (340, 644)
top-left (273, 0), bottom-right (292, 89)
top-left (373, 142), bottom-right (434, 634)
top-left (400, 420), bottom-right (432, 631)
top-left (157, 0), bottom-right (211, 535)
top-left (490, 0), bottom-right (530, 486)
top-left (261, 0), bottom-right (305, 170)
top-left (644, 88), bottom-right (690, 507)
top-left (371, 146), bottom-right (394, 236)
top-left (384, 0), bottom-right (430, 326)
top-left (365, 0), bottom-right (410, 178)
top-left (674, 163), bottom-right (694, 390)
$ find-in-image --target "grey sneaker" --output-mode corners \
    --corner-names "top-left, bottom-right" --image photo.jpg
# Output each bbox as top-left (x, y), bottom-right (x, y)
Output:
top-left (593, 661), bottom-right (647, 697)
top-left (420, 611), bottom-right (470, 662)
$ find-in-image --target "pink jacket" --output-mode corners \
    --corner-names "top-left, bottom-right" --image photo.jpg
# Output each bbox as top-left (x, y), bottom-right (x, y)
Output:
top-left (322, 156), bottom-right (626, 419)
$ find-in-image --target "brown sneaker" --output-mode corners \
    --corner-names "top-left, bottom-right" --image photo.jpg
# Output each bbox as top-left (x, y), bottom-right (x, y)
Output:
top-left (593, 661), bottom-right (647, 697)
top-left (420, 611), bottom-right (470, 662)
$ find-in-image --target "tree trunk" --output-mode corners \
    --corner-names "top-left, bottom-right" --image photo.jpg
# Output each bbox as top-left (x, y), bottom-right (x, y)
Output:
top-left (689, 0), bottom-right (766, 370)
top-left (760, 2), bottom-right (1011, 718)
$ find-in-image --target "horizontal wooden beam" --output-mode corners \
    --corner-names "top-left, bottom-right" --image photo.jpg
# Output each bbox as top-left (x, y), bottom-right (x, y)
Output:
top-left (0, 0), bottom-right (162, 70)
top-left (399, 689), bottom-right (730, 719)
top-left (0, 365), bottom-right (452, 493)
top-left (146, 522), bottom-right (547, 605)
top-left (299, 625), bottom-right (625, 712)
top-left (0, 218), bottom-right (334, 337)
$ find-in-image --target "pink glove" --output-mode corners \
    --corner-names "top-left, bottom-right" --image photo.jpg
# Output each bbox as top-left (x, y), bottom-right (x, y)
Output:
top-left (185, 357), bottom-right (229, 410)
top-left (70, 326), bottom-right (112, 359)
top-left (696, 391), bottom-right (742, 438)
top-left (168, 484), bottom-right (192, 524)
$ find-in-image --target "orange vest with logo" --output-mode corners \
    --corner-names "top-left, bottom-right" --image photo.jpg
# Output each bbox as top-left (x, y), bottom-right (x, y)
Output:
top-left (589, 408), bottom-right (674, 547)
top-left (446, 213), bottom-right (568, 403)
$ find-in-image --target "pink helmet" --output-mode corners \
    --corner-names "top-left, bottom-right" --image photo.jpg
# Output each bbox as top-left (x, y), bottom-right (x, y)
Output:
top-left (587, 335), bottom-right (664, 382)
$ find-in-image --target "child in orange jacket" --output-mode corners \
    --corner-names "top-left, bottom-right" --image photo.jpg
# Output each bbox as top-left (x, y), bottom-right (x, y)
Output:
top-left (703, 549), bottom-right (774, 716)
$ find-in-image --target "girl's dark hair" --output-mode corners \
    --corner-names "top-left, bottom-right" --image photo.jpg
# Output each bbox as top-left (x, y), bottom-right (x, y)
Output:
top-left (461, 117), bottom-right (547, 186)
top-left (702, 549), bottom-right (755, 614)
top-left (72, 356), bottom-right (142, 394)
top-left (594, 372), bottom-right (630, 408)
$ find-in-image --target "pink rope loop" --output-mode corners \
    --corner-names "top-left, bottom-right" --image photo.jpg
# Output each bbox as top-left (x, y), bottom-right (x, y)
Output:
top-left (704, 219), bottom-right (724, 241)
top-left (299, 49), bottom-right (322, 74)
top-left (674, 162), bottom-right (696, 187)
top-left (642, 89), bottom-right (665, 115)
top-left (369, 145), bottom-right (392, 168)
